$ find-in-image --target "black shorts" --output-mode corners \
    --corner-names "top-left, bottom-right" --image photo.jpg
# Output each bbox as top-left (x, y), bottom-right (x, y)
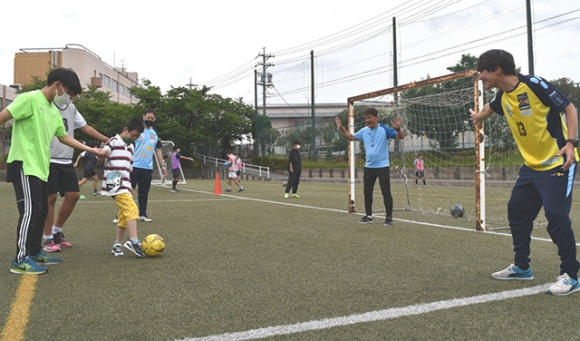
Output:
top-left (48, 163), bottom-right (80, 196)
top-left (172, 168), bottom-right (181, 179)
top-left (83, 169), bottom-right (97, 178)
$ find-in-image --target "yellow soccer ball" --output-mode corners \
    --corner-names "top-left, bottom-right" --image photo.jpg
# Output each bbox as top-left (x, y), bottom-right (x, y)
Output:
top-left (142, 234), bottom-right (165, 257)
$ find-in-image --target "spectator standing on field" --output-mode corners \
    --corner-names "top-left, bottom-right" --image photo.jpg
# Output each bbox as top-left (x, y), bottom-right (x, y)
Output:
top-left (235, 154), bottom-right (243, 183)
top-left (284, 140), bottom-right (302, 199)
top-left (469, 49), bottom-right (580, 296)
top-left (130, 108), bottom-right (166, 222)
top-left (335, 107), bottom-right (404, 226)
top-left (414, 153), bottom-right (426, 186)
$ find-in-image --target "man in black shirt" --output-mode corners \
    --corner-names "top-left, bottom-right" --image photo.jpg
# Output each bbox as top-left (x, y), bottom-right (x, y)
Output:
top-left (284, 140), bottom-right (302, 198)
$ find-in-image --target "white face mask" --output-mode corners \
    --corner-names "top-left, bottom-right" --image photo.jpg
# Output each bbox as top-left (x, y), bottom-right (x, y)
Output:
top-left (296, 145), bottom-right (301, 149)
top-left (54, 85), bottom-right (73, 106)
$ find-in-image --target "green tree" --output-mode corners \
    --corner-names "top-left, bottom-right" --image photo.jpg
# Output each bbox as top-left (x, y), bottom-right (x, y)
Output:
top-left (402, 54), bottom-right (481, 150)
top-left (319, 123), bottom-right (338, 158)
top-left (255, 114), bottom-right (273, 156)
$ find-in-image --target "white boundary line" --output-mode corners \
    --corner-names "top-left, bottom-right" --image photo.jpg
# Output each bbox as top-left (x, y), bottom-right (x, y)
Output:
top-left (178, 284), bottom-right (549, 341)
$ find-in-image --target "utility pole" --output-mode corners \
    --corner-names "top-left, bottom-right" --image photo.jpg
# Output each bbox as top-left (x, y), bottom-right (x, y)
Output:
top-left (256, 48), bottom-right (274, 156)
top-left (310, 50), bottom-right (316, 158)
top-left (256, 48), bottom-right (274, 116)
top-left (185, 78), bottom-right (197, 90)
top-left (526, 0), bottom-right (534, 75)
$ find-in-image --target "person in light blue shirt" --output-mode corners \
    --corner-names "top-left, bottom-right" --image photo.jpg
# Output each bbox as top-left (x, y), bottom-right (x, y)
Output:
top-left (335, 107), bottom-right (404, 226)
top-left (131, 108), bottom-right (166, 222)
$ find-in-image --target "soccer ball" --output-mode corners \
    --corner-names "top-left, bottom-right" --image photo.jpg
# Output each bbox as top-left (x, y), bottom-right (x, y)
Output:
top-left (224, 161), bottom-right (231, 167)
top-left (450, 204), bottom-right (465, 218)
top-left (142, 234), bottom-right (165, 257)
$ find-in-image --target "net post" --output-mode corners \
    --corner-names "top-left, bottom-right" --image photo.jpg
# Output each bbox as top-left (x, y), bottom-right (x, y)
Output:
top-left (347, 100), bottom-right (357, 213)
top-left (474, 77), bottom-right (486, 231)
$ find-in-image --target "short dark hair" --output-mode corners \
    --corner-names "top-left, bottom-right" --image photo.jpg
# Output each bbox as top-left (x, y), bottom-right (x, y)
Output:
top-left (477, 49), bottom-right (516, 76)
top-left (363, 107), bottom-right (378, 117)
top-left (47, 68), bottom-right (82, 95)
top-left (87, 140), bottom-right (98, 148)
top-left (293, 140), bottom-right (301, 145)
top-left (125, 118), bottom-right (145, 133)
top-left (144, 108), bottom-right (157, 117)
top-left (173, 146), bottom-right (179, 151)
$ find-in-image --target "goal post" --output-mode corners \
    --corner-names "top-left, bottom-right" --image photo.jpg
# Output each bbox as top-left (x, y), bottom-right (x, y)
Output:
top-left (152, 141), bottom-right (187, 185)
top-left (346, 69), bottom-right (501, 230)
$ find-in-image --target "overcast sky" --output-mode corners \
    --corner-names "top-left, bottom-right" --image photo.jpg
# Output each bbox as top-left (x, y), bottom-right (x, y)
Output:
top-left (1, 0), bottom-right (579, 105)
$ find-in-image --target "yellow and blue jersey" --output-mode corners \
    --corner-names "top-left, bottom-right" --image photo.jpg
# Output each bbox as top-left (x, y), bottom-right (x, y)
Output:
top-left (489, 74), bottom-right (578, 171)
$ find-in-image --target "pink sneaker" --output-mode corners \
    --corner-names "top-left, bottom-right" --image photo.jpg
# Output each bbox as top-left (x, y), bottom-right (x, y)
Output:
top-left (43, 239), bottom-right (61, 253)
top-left (53, 231), bottom-right (72, 248)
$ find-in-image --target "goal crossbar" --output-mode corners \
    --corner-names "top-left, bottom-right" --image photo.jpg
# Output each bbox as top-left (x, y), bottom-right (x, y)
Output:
top-left (346, 69), bottom-right (486, 230)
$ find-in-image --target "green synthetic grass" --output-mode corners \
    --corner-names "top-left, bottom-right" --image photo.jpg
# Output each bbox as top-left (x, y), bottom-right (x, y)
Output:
top-left (1, 180), bottom-right (579, 341)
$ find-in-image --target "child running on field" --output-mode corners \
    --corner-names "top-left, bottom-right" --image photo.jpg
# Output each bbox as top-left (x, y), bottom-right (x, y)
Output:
top-left (74, 141), bottom-right (100, 196)
top-left (99, 118), bottom-right (145, 257)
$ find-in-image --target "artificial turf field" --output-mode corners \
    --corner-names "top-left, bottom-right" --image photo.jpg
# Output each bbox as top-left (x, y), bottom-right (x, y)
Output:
top-left (1, 179), bottom-right (580, 341)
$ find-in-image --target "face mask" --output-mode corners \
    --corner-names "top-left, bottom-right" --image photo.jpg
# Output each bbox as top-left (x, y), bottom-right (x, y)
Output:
top-left (144, 120), bottom-right (154, 127)
top-left (54, 85), bottom-right (73, 106)
top-left (296, 145), bottom-right (300, 149)
top-left (123, 137), bottom-right (134, 145)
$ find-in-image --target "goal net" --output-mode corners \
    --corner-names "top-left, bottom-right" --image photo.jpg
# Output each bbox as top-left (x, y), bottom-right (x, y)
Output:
top-left (152, 141), bottom-right (187, 185)
top-left (346, 70), bottom-right (518, 230)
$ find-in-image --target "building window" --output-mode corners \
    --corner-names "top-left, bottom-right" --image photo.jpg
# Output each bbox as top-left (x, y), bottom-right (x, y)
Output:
top-left (103, 75), bottom-right (110, 89)
top-left (119, 84), bottom-right (125, 96)
top-left (111, 79), bottom-right (118, 92)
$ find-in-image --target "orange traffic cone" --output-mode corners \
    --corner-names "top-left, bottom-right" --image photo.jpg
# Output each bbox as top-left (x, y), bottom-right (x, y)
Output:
top-left (213, 173), bottom-right (223, 195)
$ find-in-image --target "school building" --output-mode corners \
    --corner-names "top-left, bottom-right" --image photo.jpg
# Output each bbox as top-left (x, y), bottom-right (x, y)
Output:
top-left (13, 43), bottom-right (139, 104)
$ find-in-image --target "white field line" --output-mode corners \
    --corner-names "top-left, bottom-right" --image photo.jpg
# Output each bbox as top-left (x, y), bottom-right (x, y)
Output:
top-left (177, 284), bottom-right (549, 341)
top-left (183, 188), bottom-right (575, 246)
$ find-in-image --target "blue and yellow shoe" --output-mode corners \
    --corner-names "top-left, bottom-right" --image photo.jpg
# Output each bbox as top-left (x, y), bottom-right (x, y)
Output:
top-left (31, 250), bottom-right (62, 265)
top-left (10, 256), bottom-right (48, 275)
top-left (491, 264), bottom-right (533, 280)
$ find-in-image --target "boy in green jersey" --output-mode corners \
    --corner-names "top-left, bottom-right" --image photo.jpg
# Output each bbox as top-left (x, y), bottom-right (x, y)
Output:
top-left (0, 68), bottom-right (106, 274)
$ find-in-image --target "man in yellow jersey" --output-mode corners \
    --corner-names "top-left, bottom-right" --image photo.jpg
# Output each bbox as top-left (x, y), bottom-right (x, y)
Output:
top-left (470, 49), bottom-right (580, 296)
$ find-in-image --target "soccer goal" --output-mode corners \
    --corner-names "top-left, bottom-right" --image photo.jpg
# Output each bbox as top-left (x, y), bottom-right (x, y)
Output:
top-left (346, 70), bottom-right (518, 231)
top-left (152, 141), bottom-right (187, 185)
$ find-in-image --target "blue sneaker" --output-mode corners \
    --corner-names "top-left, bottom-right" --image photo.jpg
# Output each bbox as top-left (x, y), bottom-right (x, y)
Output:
top-left (491, 264), bottom-right (533, 280)
top-left (10, 256), bottom-right (48, 275)
top-left (547, 273), bottom-right (580, 296)
top-left (31, 250), bottom-right (62, 265)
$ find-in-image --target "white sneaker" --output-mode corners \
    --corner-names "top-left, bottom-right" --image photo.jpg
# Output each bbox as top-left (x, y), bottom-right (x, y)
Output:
top-left (491, 264), bottom-right (533, 280)
top-left (112, 216), bottom-right (119, 223)
top-left (111, 243), bottom-right (123, 257)
top-left (547, 273), bottom-right (580, 296)
top-left (139, 216), bottom-right (153, 222)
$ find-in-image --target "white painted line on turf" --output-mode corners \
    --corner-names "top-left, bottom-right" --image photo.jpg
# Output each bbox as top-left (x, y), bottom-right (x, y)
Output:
top-left (184, 189), bottom-right (567, 245)
top-left (177, 284), bottom-right (549, 341)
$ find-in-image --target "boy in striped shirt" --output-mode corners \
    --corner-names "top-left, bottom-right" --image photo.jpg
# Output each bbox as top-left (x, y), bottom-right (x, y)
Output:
top-left (99, 118), bottom-right (145, 257)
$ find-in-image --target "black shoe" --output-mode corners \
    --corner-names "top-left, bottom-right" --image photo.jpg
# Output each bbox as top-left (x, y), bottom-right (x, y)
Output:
top-left (383, 217), bottom-right (393, 226)
top-left (238, 187), bottom-right (244, 192)
top-left (359, 215), bottom-right (373, 224)
top-left (123, 241), bottom-right (145, 258)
